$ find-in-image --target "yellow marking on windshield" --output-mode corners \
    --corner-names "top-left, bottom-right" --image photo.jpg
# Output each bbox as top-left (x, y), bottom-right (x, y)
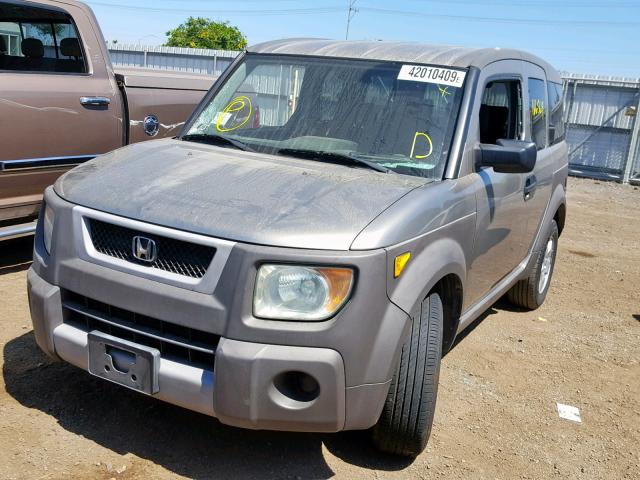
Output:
top-left (438, 85), bottom-right (451, 99)
top-left (410, 132), bottom-right (433, 159)
top-left (216, 96), bottom-right (253, 132)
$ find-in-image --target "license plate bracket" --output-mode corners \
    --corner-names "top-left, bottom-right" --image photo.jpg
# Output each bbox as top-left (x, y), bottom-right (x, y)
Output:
top-left (88, 330), bottom-right (160, 394)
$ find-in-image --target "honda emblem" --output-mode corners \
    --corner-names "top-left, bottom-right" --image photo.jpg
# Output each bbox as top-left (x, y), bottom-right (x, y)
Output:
top-left (132, 236), bottom-right (157, 263)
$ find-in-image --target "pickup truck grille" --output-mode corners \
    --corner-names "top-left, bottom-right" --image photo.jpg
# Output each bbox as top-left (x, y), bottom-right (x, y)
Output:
top-left (62, 291), bottom-right (219, 370)
top-left (87, 218), bottom-right (215, 279)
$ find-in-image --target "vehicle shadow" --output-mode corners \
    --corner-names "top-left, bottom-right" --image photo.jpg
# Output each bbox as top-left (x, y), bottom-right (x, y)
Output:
top-left (0, 236), bottom-right (33, 275)
top-left (444, 297), bottom-right (517, 355)
top-left (2, 332), bottom-right (412, 479)
top-left (446, 306), bottom-right (498, 354)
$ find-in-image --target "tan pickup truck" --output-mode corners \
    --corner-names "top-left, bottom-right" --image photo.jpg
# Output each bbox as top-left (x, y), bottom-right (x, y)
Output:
top-left (0, 0), bottom-right (215, 239)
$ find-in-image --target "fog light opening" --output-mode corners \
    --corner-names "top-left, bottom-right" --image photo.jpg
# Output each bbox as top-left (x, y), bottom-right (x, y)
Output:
top-left (273, 371), bottom-right (320, 403)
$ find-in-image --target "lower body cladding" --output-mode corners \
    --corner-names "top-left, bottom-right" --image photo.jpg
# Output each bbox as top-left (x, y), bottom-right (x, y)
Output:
top-left (28, 267), bottom-right (393, 433)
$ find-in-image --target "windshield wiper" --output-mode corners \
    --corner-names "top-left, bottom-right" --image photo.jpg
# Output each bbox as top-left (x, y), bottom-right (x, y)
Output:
top-left (182, 133), bottom-right (254, 152)
top-left (277, 148), bottom-right (392, 173)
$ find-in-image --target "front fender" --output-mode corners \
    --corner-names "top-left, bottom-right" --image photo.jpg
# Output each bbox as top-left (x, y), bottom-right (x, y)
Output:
top-left (385, 213), bottom-right (475, 316)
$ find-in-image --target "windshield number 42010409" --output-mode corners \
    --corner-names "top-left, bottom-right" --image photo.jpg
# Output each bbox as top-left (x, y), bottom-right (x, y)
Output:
top-left (398, 65), bottom-right (466, 88)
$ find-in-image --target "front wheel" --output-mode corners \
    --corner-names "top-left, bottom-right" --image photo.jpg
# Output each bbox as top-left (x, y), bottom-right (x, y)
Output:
top-left (371, 292), bottom-right (443, 457)
top-left (507, 220), bottom-right (559, 310)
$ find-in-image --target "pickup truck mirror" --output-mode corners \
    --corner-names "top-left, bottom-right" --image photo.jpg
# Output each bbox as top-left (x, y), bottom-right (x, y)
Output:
top-left (479, 139), bottom-right (537, 174)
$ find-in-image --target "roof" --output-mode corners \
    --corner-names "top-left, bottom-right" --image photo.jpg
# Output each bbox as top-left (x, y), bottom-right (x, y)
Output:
top-left (248, 38), bottom-right (562, 83)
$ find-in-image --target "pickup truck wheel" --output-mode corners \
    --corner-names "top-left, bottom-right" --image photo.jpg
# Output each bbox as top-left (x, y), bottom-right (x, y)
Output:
top-left (507, 220), bottom-right (559, 310)
top-left (371, 292), bottom-right (443, 457)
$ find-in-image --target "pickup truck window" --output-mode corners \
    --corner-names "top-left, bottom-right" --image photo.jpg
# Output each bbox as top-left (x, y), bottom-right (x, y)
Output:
top-left (0, 2), bottom-right (86, 74)
top-left (185, 55), bottom-right (466, 179)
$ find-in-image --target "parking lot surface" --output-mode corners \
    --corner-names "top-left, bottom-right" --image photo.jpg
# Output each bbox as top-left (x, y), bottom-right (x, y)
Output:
top-left (1, 177), bottom-right (639, 480)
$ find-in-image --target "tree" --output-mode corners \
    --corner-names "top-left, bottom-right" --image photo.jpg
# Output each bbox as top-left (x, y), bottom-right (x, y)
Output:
top-left (30, 23), bottom-right (66, 41)
top-left (165, 17), bottom-right (247, 50)
top-left (34, 24), bottom-right (61, 35)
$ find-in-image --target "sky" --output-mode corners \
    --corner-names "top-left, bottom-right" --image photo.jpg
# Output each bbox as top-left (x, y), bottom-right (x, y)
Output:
top-left (85, 0), bottom-right (640, 78)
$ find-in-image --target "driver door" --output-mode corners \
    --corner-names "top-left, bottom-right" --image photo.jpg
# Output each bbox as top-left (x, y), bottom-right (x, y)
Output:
top-left (465, 60), bottom-right (532, 308)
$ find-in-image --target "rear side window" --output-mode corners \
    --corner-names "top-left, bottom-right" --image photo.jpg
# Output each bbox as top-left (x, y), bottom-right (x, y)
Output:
top-left (479, 79), bottom-right (522, 144)
top-left (547, 81), bottom-right (565, 145)
top-left (0, 2), bottom-right (86, 74)
top-left (528, 78), bottom-right (547, 150)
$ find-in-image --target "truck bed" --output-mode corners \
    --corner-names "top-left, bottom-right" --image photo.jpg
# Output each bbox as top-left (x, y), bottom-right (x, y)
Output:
top-left (115, 67), bottom-right (217, 143)
top-left (114, 67), bottom-right (217, 91)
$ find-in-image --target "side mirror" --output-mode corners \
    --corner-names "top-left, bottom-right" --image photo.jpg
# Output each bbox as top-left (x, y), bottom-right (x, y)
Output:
top-left (479, 139), bottom-right (537, 174)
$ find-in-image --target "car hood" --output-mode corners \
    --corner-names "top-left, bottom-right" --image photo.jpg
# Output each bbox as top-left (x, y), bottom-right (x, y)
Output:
top-left (55, 139), bottom-right (429, 250)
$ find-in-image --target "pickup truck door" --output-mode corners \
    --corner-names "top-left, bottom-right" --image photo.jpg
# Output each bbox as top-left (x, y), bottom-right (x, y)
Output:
top-left (0, 70), bottom-right (121, 164)
top-left (0, 0), bottom-right (122, 221)
top-left (0, 0), bottom-right (123, 165)
top-left (464, 60), bottom-right (532, 309)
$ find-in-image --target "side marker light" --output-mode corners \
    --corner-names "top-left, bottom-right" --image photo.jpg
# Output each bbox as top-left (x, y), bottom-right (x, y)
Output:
top-left (394, 252), bottom-right (411, 278)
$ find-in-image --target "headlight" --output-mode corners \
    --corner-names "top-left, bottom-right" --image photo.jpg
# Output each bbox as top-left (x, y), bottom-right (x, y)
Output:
top-left (254, 265), bottom-right (354, 321)
top-left (43, 204), bottom-right (55, 254)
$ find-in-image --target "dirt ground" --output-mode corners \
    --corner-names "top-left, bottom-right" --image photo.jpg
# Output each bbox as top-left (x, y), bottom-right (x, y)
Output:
top-left (0, 177), bottom-right (638, 480)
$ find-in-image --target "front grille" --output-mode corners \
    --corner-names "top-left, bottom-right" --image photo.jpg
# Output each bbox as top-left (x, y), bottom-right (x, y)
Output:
top-left (62, 291), bottom-right (219, 370)
top-left (87, 218), bottom-right (215, 279)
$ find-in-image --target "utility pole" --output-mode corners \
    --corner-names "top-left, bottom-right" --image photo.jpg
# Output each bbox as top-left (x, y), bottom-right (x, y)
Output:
top-left (345, 0), bottom-right (358, 40)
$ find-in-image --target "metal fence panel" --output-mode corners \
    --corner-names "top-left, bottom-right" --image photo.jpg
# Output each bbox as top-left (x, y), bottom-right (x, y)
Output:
top-left (108, 44), bottom-right (239, 76)
top-left (567, 126), bottom-right (631, 179)
top-left (630, 122), bottom-right (640, 185)
top-left (566, 84), bottom-right (636, 130)
top-left (564, 74), bottom-right (640, 183)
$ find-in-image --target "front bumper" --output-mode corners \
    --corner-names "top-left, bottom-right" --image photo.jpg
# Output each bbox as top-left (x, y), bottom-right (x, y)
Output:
top-left (28, 189), bottom-right (408, 432)
top-left (29, 267), bottom-right (360, 431)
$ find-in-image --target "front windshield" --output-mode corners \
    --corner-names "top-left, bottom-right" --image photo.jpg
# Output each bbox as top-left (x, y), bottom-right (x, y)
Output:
top-left (184, 54), bottom-right (467, 179)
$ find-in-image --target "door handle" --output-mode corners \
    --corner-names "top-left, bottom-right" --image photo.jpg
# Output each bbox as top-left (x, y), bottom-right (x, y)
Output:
top-left (80, 96), bottom-right (111, 107)
top-left (524, 175), bottom-right (537, 201)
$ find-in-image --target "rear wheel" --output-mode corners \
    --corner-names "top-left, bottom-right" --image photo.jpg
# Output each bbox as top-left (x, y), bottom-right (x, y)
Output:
top-left (507, 220), bottom-right (559, 310)
top-left (371, 292), bottom-right (443, 457)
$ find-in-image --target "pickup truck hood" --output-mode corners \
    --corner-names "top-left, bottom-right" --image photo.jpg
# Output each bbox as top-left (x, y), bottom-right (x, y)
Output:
top-left (55, 139), bottom-right (428, 250)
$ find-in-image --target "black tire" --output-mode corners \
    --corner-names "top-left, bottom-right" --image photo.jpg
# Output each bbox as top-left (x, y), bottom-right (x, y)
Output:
top-left (371, 292), bottom-right (443, 457)
top-left (507, 220), bottom-right (559, 310)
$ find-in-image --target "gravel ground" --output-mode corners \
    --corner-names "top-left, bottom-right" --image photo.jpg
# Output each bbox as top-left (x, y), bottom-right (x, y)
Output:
top-left (1, 177), bottom-right (639, 480)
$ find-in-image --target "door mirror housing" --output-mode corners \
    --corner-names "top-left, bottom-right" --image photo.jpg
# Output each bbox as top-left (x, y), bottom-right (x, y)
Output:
top-left (479, 139), bottom-right (537, 174)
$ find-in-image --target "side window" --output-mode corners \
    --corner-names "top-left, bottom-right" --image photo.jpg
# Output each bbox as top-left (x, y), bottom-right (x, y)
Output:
top-left (528, 78), bottom-right (547, 150)
top-left (0, 2), bottom-right (86, 74)
top-left (479, 79), bottom-right (522, 144)
top-left (547, 81), bottom-right (565, 145)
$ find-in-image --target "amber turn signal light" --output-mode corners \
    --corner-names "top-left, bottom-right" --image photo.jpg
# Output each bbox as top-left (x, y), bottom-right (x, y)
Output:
top-left (394, 252), bottom-right (411, 278)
